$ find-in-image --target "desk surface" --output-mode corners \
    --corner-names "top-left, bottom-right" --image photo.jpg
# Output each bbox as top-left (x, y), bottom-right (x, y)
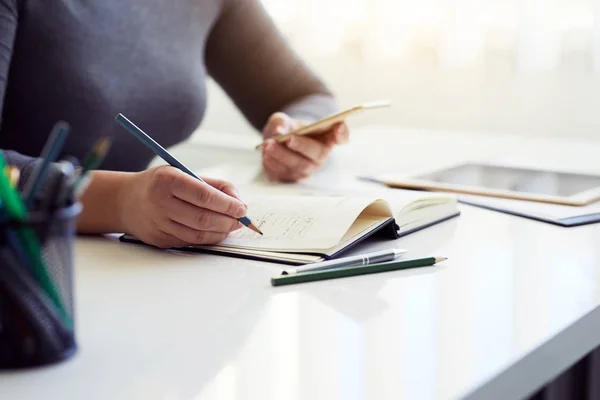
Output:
top-left (3, 127), bottom-right (600, 400)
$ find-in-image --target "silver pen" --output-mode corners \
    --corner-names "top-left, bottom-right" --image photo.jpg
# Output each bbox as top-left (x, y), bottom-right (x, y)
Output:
top-left (282, 248), bottom-right (408, 275)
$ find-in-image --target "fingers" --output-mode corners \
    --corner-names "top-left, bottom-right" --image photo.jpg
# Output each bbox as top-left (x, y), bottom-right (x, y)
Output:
top-left (263, 121), bottom-right (348, 168)
top-left (167, 170), bottom-right (247, 218)
top-left (263, 154), bottom-right (303, 183)
top-left (165, 197), bottom-right (242, 233)
top-left (201, 176), bottom-right (246, 206)
top-left (161, 220), bottom-right (229, 245)
top-left (333, 122), bottom-right (349, 144)
top-left (262, 147), bottom-right (316, 183)
top-left (263, 112), bottom-right (304, 140)
top-left (286, 135), bottom-right (332, 164)
top-left (131, 166), bottom-right (248, 249)
top-left (321, 123), bottom-right (349, 147)
top-left (263, 140), bottom-right (319, 176)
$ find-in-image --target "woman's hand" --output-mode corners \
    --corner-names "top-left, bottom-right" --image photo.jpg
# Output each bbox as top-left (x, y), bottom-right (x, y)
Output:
top-left (261, 112), bottom-right (349, 182)
top-left (118, 166), bottom-right (247, 248)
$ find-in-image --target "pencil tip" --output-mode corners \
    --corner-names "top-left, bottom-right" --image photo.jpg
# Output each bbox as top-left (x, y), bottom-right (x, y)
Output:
top-left (435, 257), bottom-right (448, 263)
top-left (248, 223), bottom-right (263, 235)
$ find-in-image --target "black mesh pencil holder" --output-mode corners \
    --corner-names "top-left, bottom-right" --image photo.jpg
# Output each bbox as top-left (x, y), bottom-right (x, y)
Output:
top-left (0, 202), bottom-right (81, 369)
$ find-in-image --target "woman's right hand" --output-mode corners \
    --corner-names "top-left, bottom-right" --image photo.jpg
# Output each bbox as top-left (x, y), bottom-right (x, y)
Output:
top-left (118, 165), bottom-right (248, 248)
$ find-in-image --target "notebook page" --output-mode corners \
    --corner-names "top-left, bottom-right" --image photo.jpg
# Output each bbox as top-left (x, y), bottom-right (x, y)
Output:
top-left (237, 181), bottom-right (455, 214)
top-left (220, 195), bottom-right (381, 251)
top-left (312, 216), bottom-right (389, 255)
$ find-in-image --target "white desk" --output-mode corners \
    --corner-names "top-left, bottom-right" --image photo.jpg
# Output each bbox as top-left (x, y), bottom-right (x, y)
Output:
top-left (2, 127), bottom-right (600, 400)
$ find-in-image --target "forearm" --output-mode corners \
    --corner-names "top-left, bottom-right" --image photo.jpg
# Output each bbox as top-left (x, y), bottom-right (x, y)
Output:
top-left (206, 0), bottom-right (336, 130)
top-left (76, 170), bottom-right (135, 234)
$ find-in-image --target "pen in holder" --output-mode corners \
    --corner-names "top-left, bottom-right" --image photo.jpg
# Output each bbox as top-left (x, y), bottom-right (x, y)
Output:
top-left (0, 122), bottom-right (111, 369)
top-left (0, 202), bottom-right (81, 369)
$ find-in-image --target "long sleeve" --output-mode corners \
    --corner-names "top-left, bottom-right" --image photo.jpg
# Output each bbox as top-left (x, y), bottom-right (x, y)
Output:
top-left (0, 0), bottom-right (57, 192)
top-left (0, 0), bottom-right (17, 116)
top-left (205, 0), bottom-right (338, 130)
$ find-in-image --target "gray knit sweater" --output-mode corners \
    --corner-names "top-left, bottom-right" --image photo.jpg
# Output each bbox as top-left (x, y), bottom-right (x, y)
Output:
top-left (0, 0), bottom-right (336, 190)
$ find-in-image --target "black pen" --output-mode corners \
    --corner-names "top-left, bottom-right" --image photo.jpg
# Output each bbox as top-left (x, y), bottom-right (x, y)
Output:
top-left (282, 248), bottom-right (408, 275)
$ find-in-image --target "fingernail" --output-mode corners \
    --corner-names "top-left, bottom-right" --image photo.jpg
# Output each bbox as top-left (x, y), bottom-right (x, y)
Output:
top-left (235, 204), bottom-right (247, 218)
top-left (275, 126), bottom-right (285, 135)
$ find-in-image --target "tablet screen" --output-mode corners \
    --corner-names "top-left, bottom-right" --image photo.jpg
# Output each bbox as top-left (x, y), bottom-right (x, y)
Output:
top-left (415, 163), bottom-right (600, 197)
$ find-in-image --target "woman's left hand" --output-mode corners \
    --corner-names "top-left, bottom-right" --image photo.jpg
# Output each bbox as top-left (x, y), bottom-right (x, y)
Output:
top-left (261, 112), bottom-right (349, 182)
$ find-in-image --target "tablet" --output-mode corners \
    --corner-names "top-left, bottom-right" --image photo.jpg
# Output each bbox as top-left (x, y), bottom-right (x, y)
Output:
top-left (368, 162), bottom-right (600, 206)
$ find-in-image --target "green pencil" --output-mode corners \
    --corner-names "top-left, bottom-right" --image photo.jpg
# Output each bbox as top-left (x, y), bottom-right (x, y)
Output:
top-left (271, 257), bottom-right (447, 287)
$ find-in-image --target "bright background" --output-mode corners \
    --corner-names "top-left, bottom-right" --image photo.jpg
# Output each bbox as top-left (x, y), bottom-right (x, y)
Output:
top-left (200, 0), bottom-right (600, 139)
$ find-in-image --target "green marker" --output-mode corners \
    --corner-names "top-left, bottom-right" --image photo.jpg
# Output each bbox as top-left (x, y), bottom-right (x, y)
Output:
top-left (0, 153), bottom-right (73, 329)
top-left (0, 153), bottom-right (26, 221)
top-left (271, 257), bottom-right (447, 287)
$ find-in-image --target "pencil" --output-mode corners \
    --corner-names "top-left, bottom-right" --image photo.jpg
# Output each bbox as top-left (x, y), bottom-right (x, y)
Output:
top-left (114, 113), bottom-right (262, 235)
top-left (22, 121), bottom-right (70, 209)
top-left (271, 257), bottom-right (447, 286)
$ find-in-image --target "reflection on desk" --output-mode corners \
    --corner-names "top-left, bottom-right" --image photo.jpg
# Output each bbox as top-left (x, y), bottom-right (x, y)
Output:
top-left (3, 128), bottom-right (600, 400)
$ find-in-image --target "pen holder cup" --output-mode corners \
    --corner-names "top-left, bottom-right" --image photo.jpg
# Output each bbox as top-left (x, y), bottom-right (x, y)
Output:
top-left (0, 202), bottom-right (82, 369)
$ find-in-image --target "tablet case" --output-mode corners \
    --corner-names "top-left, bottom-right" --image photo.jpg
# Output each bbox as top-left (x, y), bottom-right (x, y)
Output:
top-left (459, 200), bottom-right (600, 227)
top-left (118, 212), bottom-right (461, 265)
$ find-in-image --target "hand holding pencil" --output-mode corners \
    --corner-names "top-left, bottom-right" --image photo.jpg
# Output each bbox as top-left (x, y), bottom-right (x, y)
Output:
top-left (116, 166), bottom-right (251, 249)
top-left (114, 113), bottom-right (261, 249)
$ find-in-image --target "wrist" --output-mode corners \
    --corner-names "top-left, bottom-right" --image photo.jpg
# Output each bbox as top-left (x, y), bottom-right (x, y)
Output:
top-left (114, 171), bottom-right (138, 234)
top-left (77, 170), bottom-right (137, 234)
top-left (281, 94), bottom-right (338, 123)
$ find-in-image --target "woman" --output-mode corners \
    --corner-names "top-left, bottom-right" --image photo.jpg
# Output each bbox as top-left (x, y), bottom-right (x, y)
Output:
top-left (0, 0), bottom-right (349, 248)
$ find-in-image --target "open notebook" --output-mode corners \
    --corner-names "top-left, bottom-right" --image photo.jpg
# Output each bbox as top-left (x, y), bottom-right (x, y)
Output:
top-left (120, 189), bottom-right (459, 265)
